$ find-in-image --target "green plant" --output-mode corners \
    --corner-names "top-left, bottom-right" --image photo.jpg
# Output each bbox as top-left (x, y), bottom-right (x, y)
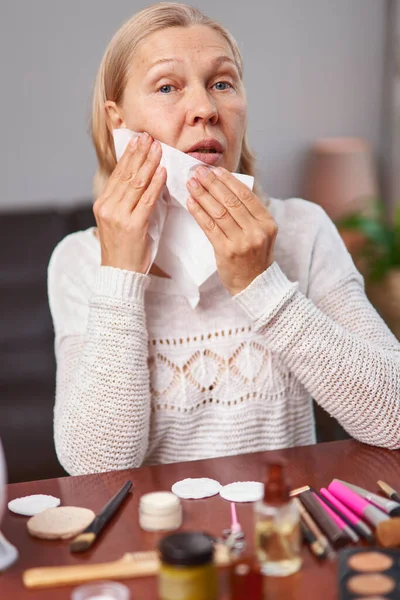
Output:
top-left (337, 202), bottom-right (400, 282)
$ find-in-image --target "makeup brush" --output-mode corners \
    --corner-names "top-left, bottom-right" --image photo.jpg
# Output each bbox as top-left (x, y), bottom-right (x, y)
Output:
top-left (293, 497), bottom-right (335, 560)
top-left (300, 520), bottom-right (326, 559)
top-left (290, 486), bottom-right (348, 549)
top-left (377, 480), bottom-right (400, 504)
top-left (320, 487), bottom-right (374, 544)
top-left (334, 479), bottom-right (400, 517)
top-left (328, 480), bottom-right (389, 528)
top-left (375, 517), bottom-right (400, 547)
top-left (70, 480), bottom-right (133, 553)
top-left (299, 485), bottom-right (359, 542)
top-left (297, 485), bottom-right (363, 541)
top-left (312, 492), bottom-right (359, 543)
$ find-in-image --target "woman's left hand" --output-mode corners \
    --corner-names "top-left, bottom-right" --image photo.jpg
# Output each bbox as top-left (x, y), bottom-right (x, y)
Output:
top-left (186, 165), bottom-right (278, 296)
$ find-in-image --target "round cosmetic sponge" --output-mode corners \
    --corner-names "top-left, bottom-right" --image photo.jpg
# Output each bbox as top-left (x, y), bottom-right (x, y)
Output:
top-left (171, 478), bottom-right (221, 499)
top-left (8, 494), bottom-right (61, 516)
top-left (27, 506), bottom-right (95, 540)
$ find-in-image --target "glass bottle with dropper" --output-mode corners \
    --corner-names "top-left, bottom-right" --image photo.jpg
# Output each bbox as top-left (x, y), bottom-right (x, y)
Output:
top-left (254, 458), bottom-right (302, 576)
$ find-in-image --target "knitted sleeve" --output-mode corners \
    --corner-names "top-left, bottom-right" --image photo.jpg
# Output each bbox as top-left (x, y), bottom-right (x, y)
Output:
top-left (233, 205), bottom-right (400, 449)
top-left (48, 236), bottom-right (152, 475)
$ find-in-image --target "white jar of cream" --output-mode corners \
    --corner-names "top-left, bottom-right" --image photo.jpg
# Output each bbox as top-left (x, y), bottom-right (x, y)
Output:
top-left (139, 492), bottom-right (182, 532)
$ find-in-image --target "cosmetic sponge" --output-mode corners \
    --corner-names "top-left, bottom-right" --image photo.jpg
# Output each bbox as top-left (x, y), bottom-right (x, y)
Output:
top-left (376, 517), bottom-right (400, 547)
top-left (27, 507), bottom-right (95, 540)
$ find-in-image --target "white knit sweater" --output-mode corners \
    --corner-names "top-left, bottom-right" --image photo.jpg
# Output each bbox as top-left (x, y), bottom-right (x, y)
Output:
top-left (48, 197), bottom-right (400, 476)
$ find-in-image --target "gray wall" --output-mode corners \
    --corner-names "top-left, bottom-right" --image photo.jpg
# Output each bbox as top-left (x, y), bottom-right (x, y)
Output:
top-left (0, 0), bottom-right (387, 210)
top-left (382, 0), bottom-right (400, 213)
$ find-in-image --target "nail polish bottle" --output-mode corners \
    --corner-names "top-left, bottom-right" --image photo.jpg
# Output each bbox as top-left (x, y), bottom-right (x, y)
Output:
top-left (254, 458), bottom-right (302, 576)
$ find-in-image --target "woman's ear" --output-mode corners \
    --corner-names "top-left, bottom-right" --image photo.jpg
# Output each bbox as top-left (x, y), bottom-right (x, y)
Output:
top-left (105, 101), bottom-right (127, 129)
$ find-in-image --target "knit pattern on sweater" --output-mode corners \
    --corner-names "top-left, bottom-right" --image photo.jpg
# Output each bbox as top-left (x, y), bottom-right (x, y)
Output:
top-left (48, 198), bottom-right (400, 475)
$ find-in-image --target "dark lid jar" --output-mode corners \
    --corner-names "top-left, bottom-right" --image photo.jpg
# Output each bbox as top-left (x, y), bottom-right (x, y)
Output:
top-left (158, 532), bottom-right (218, 600)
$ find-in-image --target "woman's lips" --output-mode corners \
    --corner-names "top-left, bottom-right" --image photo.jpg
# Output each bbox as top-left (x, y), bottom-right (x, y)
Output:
top-left (186, 151), bottom-right (223, 166)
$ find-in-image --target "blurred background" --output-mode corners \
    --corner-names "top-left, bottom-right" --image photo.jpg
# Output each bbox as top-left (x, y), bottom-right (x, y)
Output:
top-left (0, 0), bottom-right (399, 483)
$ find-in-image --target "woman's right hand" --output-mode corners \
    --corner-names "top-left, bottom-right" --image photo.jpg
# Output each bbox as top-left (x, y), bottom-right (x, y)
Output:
top-left (93, 131), bottom-right (166, 273)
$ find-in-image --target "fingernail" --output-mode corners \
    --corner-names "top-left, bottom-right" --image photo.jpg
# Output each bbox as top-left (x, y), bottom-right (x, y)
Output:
top-left (140, 132), bottom-right (150, 143)
top-left (150, 141), bottom-right (159, 154)
top-left (130, 136), bottom-right (138, 148)
top-left (212, 167), bottom-right (223, 176)
top-left (196, 166), bottom-right (209, 177)
top-left (188, 177), bottom-right (200, 188)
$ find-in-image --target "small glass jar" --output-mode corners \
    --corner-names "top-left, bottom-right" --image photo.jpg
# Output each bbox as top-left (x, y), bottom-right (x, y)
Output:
top-left (158, 531), bottom-right (218, 600)
top-left (71, 580), bottom-right (130, 600)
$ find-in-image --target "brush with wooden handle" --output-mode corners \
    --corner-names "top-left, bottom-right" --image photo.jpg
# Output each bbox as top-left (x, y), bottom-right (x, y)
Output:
top-left (70, 480), bottom-right (133, 553)
top-left (23, 544), bottom-right (231, 589)
top-left (378, 480), bottom-right (400, 504)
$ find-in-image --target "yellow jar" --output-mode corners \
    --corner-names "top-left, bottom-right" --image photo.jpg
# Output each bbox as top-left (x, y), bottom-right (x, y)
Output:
top-left (158, 532), bottom-right (218, 600)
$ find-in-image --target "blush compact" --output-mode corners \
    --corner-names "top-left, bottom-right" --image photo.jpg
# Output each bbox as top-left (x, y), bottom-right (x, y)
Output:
top-left (338, 548), bottom-right (400, 599)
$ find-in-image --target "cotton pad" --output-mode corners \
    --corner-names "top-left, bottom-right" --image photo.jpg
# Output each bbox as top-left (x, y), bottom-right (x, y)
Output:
top-left (219, 481), bottom-right (264, 503)
top-left (27, 506), bottom-right (95, 540)
top-left (171, 478), bottom-right (222, 499)
top-left (8, 494), bottom-right (61, 516)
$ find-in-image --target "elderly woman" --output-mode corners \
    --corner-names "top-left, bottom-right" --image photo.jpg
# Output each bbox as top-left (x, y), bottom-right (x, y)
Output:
top-left (48, 3), bottom-right (400, 476)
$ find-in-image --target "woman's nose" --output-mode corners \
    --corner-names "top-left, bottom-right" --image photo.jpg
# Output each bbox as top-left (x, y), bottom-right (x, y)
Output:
top-left (186, 86), bottom-right (218, 126)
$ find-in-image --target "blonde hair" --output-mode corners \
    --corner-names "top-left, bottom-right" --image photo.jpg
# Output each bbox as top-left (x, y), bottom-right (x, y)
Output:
top-left (91, 2), bottom-right (264, 199)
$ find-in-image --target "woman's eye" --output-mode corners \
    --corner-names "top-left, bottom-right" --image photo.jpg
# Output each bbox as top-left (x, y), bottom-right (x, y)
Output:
top-left (158, 84), bottom-right (175, 94)
top-left (213, 81), bottom-right (232, 91)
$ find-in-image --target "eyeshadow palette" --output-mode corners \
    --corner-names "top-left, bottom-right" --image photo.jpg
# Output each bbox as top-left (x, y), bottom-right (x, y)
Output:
top-left (338, 548), bottom-right (400, 599)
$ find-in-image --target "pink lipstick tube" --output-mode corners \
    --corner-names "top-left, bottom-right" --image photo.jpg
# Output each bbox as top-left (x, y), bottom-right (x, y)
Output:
top-left (320, 488), bottom-right (374, 543)
top-left (334, 479), bottom-right (400, 517)
top-left (328, 480), bottom-right (389, 528)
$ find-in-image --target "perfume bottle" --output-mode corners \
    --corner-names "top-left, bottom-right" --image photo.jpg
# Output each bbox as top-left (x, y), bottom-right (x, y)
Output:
top-left (254, 459), bottom-right (302, 576)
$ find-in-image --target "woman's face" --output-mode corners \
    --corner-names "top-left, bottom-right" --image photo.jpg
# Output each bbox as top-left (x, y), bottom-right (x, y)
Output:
top-left (106, 25), bottom-right (247, 172)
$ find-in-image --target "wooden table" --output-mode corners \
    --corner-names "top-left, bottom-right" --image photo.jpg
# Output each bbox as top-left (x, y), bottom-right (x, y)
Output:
top-left (2, 439), bottom-right (400, 599)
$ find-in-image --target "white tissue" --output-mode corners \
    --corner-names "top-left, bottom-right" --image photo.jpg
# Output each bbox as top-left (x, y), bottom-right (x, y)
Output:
top-left (113, 129), bottom-right (254, 308)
